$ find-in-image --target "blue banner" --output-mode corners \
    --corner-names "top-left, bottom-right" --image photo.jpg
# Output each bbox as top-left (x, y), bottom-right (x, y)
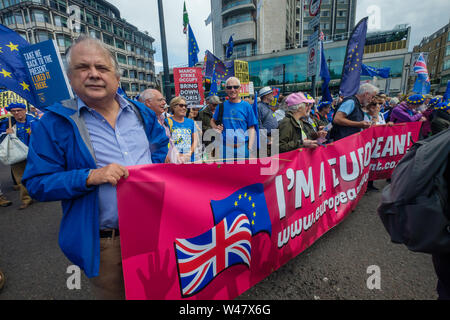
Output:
top-left (20, 40), bottom-right (73, 108)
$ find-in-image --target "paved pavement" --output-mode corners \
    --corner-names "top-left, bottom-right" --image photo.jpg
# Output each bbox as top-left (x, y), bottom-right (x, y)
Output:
top-left (0, 164), bottom-right (437, 300)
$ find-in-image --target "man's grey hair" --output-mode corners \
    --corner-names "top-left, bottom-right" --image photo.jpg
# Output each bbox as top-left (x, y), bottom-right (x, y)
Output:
top-left (138, 88), bottom-right (157, 103)
top-left (225, 76), bottom-right (241, 87)
top-left (357, 83), bottom-right (379, 96)
top-left (65, 35), bottom-right (121, 77)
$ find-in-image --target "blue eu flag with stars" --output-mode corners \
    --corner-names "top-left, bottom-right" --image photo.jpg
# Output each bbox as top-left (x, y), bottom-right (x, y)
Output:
top-left (339, 17), bottom-right (368, 98)
top-left (210, 183), bottom-right (271, 236)
top-left (0, 24), bottom-right (36, 106)
top-left (188, 24), bottom-right (199, 67)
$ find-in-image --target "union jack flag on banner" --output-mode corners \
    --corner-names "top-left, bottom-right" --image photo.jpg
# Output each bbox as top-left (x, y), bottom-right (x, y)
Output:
top-left (174, 211), bottom-right (252, 297)
top-left (413, 53), bottom-right (430, 82)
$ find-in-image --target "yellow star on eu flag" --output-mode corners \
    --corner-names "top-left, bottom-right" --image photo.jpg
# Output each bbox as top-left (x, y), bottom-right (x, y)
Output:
top-left (6, 42), bottom-right (19, 51)
top-left (0, 68), bottom-right (12, 78)
top-left (0, 46), bottom-right (3, 53)
top-left (20, 82), bottom-right (30, 91)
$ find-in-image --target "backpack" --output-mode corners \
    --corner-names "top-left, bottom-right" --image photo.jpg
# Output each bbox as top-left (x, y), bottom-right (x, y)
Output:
top-left (377, 129), bottom-right (450, 254)
top-left (215, 103), bottom-right (225, 126)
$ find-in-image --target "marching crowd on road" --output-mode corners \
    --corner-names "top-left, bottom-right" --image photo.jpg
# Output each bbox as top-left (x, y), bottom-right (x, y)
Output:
top-left (0, 36), bottom-right (449, 299)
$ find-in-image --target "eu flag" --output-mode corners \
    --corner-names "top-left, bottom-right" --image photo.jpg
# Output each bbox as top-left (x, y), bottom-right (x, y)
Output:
top-left (226, 35), bottom-right (234, 59)
top-left (0, 24), bottom-right (36, 106)
top-left (188, 24), bottom-right (199, 67)
top-left (361, 64), bottom-right (390, 79)
top-left (320, 41), bottom-right (332, 102)
top-left (204, 50), bottom-right (234, 81)
top-left (339, 17), bottom-right (368, 98)
top-left (209, 68), bottom-right (218, 96)
top-left (210, 183), bottom-right (271, 236)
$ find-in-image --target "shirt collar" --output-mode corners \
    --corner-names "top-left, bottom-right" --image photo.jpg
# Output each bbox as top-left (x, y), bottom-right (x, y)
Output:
top-left (77, 93), bottom-right (132, 116)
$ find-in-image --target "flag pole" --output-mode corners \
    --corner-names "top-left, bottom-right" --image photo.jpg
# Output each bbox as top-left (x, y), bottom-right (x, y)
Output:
top-left (157, 0), bottom-right (171, 102)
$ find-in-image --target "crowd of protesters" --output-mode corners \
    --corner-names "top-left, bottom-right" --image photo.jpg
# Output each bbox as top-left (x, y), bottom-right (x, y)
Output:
top-left (0, 35), bottom-right (449, 297)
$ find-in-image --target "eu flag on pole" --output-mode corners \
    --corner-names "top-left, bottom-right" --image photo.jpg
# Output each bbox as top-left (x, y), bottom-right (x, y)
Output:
top-left (211, 183), bottom-right (271, 236)
top-left (320, 41), bottom-right (332, 102)
top-left (204, 50), bottom-right (234, 81)
top-left (0, 24), bottom-right (36, 106)
top-left (361, 64), bottom-right (390, 79)
top-left (226, 35), bottom-right (234, 59)
top-left (339, 17), bottom-right (368, 98)
top-left (209, 67), bottom-right (218, 96)
top-left (188, 24), bottom-right (199, 67)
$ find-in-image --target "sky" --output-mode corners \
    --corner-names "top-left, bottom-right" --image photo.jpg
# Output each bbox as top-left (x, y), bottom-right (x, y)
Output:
top-left (106, 0), bottom-right (450, 73)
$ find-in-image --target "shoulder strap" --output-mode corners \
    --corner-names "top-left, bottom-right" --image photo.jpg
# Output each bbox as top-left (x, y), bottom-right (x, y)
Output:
top-left (216, 103), bottom-right (224, 126)
top-left (167, 117), bottom-right (174, 133)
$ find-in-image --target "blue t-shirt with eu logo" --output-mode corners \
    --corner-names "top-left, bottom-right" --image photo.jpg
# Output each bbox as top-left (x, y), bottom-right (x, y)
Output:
top-left (166, 117), bottom-right (197, 162)
top-left (213, 100), bottom-right (258, 145)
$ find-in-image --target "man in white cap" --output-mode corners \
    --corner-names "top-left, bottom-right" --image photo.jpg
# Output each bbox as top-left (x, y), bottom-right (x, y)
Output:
top-left (257, 86), bottom-right (279, 155)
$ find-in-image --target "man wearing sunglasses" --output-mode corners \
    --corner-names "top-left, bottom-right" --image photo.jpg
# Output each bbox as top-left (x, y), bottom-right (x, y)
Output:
top-left (210, 77), bottom-right (257, 161)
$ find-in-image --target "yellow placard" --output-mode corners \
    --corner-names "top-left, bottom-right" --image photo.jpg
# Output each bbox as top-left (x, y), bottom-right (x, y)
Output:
top-left (234, 60), bottom-right (250, 97)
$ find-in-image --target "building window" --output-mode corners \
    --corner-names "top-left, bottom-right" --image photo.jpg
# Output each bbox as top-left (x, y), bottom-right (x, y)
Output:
top-left (446, 45), bottom-right (450, 56)
top-left (336, 22), bottom-right (347, 29)
top-left (54, 15), bottom-right (68, 28)
top-left (35, 30), bottom-right (53, 42)
top-left (121, 69), bottom-right (128, 78)
top-left (128, 57), bottom-right (136, 66)
top-left (337, 0), bottom-right (347, 4)
top-left (126, 43), bottom-right (134, 52)
top-left (103, 33), bottom-right (114, 46)
top-left (121, 82), bottom-right (130, 92)
top-left (100, 18), bottom-right (112, 33)
top-left (321, 23), bottom-right (330, 30)
top-left (89, 28), bottom-right (101, 39)
top-left (56, 34), bottom-right (72, 48)
top-left (444, 59), bottom-right (450, 71)
top-left (223, 12), bottom-right (252, 27)
top-left (116, 39), bottom-right (125, 50)
top-left (131, 83), bottom-right (138, 92)
top-left (86, 11), bottom-right (98, 27)
top-left (337, 10), bottom-right (347, 17)
top-left (117, 53), bottom-right (127, 64)
top-left (321, 10), bottom-right (330, 17)
top-left (31, 10), bottom-right (50, 23)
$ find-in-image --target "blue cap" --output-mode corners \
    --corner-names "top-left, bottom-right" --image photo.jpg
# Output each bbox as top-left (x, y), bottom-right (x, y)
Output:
top-left (428, 97), bottom-right (442, 108)
top-left (406, 94), bottom-right (425, 105)
top-left (5, 102), bottom-right (26, 111)
top-left (317, 100), bottom-right (332, 110)
top-left (434, 100), bottom-right (450, 111)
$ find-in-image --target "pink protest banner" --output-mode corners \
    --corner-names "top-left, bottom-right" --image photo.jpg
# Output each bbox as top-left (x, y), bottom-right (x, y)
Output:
top-left (117, 123), bottom-right (421, 300)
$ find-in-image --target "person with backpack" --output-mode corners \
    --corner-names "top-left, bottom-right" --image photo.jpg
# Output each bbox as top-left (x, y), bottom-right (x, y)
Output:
top-left (210, 77), bottom-right (258, 161)
top-left (330, 83), bottom-right (378, 141)
top-left (377, 129), bottom-right (450, 300)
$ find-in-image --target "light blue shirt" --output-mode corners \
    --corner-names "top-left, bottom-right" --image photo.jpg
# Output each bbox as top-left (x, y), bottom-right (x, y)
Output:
top-left (337, 99), bottom-right (355, 115)
top-left (78, 94), bottom-right (152, 229)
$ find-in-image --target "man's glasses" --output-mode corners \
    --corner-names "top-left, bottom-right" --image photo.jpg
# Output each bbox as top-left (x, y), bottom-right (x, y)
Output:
top-left (226, 85), bottom-right (240, 90)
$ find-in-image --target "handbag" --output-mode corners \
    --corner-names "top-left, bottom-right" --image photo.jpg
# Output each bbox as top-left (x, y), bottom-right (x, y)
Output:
top-left (0, 132), bottom-right (29, 165)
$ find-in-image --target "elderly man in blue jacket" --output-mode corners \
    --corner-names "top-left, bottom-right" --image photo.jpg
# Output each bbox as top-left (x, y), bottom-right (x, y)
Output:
top-left (22, 36), bottom-right (168, 300)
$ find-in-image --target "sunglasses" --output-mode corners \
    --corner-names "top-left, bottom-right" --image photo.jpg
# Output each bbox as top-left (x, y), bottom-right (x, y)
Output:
top-left (177, 104), bottom-right (188, 108)
top-left (226, 85), bottom-right (240, 90)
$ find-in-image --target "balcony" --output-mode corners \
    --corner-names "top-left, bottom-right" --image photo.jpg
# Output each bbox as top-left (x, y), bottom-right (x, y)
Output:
top-left (222, 0), bottom-right (255, 16)
top-left (222, 20), bottom-right (256, 46)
